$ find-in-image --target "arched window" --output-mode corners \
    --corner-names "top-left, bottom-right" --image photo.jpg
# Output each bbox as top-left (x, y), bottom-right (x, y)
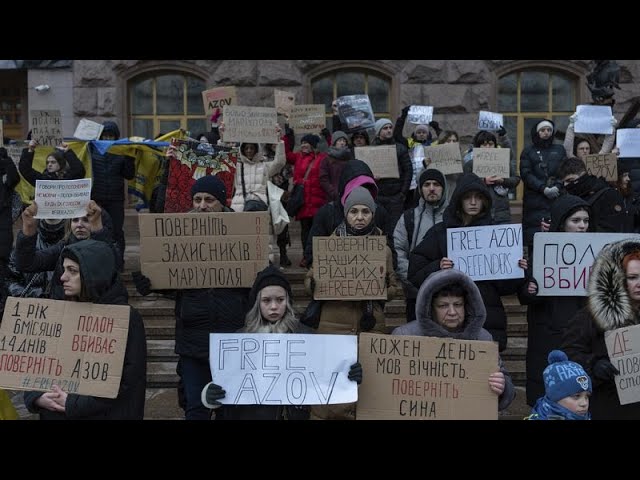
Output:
top-left (311, 68), bottom-right (391, 130)
top-left (498, 68), bottom-right (578, 198)
top-left (129, 72), bottom-right (206, 139)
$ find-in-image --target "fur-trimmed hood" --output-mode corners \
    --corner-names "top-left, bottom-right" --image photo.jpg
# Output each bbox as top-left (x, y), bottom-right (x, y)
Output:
top-left (415, 269), bottom-right (486, 340)
top-left (589, 238), bottom-right (640, 331)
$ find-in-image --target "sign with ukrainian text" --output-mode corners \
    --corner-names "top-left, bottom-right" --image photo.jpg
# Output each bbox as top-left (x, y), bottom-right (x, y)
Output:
top-left (357, 333), bottom-right (498, 420)
top-left (209, 333), bottom-right (358, 405)
top-left (222, 106), bottom-right (278, 144)
top-left (605, 324), bottom-right (640, 406)
top-left (139, 212), bottom-right (270, 289)
top-left (34, 178), bottom-right (92, 219)
top-left (447, 224), bottom-right (524, 281)
top-left (0, 297), bottom-right (130, 398)
top-left (313, 236), bottom-right (387, 301)
top-left (29, 110), bottom-right (63, 147)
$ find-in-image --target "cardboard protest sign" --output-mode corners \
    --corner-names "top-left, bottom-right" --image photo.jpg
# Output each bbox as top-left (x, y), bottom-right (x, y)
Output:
top-left (447, 224), bottom-right (524, 281)
top-left (164, 139), bottom-right (237, 213)
top-left (335, 95), bottom-right (375, 132)
top-left (472, 148), bottom-right (510, 178)
top-left (209, 333), bottom-right (358, 405)
top-left (0, 297), bottom-right (130, 398)
top-left (313, 236), bottom-right (387, 300)
top-left (408, 106), bottom-right (433, 125)
top-left (73, 118), bottom-right (104, 141)
top-left (584, 153), bottom-right (618, 181)
top-left (288, 105), bottom-right (325, 133)
top-left (274, 89), bottom-right (296, 117)
top-left (478, 111), bottom-right (504, 131)
top-left (532, 232), bottom-right (638, 296)
top-left (202, 86), bottom-right (237, 118)
top-left (34, 178), bottom-right (92, 219)
top-left (605, 324), bottom-right (640, 405)
top-left (139, 212), bottom-right (270, 289)
top-left (354, 145), bottom-right (399, 178)
top-left (222, 106), bottom-right (278, 144)
top-left (30, 110), bottom-right (63, 147)
top-left (357, 333), bottom-right (498, 420)
top-left (423, 143), bottom-right (463, 175)
top-left (575, 104), bottom-right (614, 135)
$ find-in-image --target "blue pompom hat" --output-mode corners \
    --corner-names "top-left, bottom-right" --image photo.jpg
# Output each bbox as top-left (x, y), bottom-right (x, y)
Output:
top-left (543, 350), bottom-right (592, 402)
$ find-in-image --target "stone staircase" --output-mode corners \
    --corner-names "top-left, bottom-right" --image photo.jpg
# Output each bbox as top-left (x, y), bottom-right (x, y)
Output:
top-left (11, 201), bottom-right (531, 420)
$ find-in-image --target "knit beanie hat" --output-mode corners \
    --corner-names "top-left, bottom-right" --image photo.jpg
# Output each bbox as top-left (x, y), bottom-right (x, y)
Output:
top-left (301, 134), bottom-right (320, 149)
top-left (414, 124), bottom-right (429, 134)
top-left (344, 186), bottom-right (377, 216)
top-left (249, 265), bottom-right (292, 307)
top-left (536, 120), bottom-right (554, 133)
top-left (332, 131), bottom-right (350, 146)
top-left (374, 119), bottom-right (393, 137)
top-left (191, 175), bottom-right (227, 205)
top-left (419, 168), bottom-right (445, 188)
top-left (543, 350), bottom-right (592, 402)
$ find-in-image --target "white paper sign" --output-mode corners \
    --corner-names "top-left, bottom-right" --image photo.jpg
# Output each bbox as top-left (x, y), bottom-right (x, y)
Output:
top-left (73, 119), bottom-right (104, 141)
top-left (478, 111), bottom-right (504, 131)
top-left (209, 333), bottom-right (358, 405)
top-left (446, 224), bottom-right (524, 281)
top-left (617, 128), bottom-right (640, 158)
top-left (575, 105), bottom-right (613, 135)
top-left (532, 232), bottom-right (639, 296)
top-left (34, 178), bottom-right (92, 219)
top-left (408, 106), bottom-right (433, 125)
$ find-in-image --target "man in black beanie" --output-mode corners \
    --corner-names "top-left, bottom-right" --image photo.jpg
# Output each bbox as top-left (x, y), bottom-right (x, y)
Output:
top-left (190, 175), bottom-right (229, 212)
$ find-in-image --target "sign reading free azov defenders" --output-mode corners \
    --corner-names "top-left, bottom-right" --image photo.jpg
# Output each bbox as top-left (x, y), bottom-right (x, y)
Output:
top-left (313, 236), bottom-right (387, 300)
top-left (139, 212), bottom-right (270, 289)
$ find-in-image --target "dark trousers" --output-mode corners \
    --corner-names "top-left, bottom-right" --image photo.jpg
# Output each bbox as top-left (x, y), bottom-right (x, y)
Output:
top-left (300, 217), bottom-right (313, 252)
top-left (177, 356), bottom-right (212, 420)
top-left (101, 200), bottom-right (125, 267)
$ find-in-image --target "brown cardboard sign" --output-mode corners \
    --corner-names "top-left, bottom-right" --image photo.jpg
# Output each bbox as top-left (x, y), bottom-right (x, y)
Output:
top-left (357, 333), bottom-right (499, 420)
top-left (472, 148), bottom-right (510, 178)
top-left (423, 143), bottom-right (463, 175)
top-left (139, 212), bottom-right (270, 289)
top-left (274, 89), bottom-right (296, 117)
top-left (0, 297), bottom-right (130, 399)
top-left (585, 153), bottom-right (618, 182)
top-left (312, 236), bottom-right (387, 300)
top-left (354, 146), bottom-right (399, 179)
top-left (202, 86), bottom-right (237, 118)
top-left (605, 324), bottom-right (640, 406)
top-left (222, 106), bottom-right (278, 144)
top-left (289, 105), bottom-right (326, 133)
top-left (30, 110), bottom-right (63, 147)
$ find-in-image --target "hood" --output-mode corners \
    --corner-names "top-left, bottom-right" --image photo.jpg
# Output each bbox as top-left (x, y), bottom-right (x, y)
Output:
top-left (239, 142), bottom-right (263, 164)
top-left (101, 121), bottom-right (120, 139)
top-left (442, 173), bottom-right (493, 227)
top-left (565, 174), bottom-right (610, 199)
top-left (415, 269), bottom-right (486, 340)
top-left (549, 194), bottom-right (594, 232)
top-left (61, 239), bottom-right (127, 304)
top-left (338, 159), bottom-right (377, 204)
top-left (588, 238), bottom-right (640, 331)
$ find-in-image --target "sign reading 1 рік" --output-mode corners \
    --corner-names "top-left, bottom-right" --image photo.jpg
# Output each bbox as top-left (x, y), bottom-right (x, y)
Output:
top-left (313, 236), bottom-right (387, 300)
top-left (139, 212), bottom-right (270, 289)
top-left (0, 297), bottom-right (130, 398)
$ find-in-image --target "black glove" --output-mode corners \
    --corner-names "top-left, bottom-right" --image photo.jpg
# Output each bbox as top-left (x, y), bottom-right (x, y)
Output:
top-left (592, 358), bottom-right (620, 382)
top-left (401, 105), bottom-right (411, 118)
top-left (131, 271), bottom-right (152, 296)
top-left (429, 120), bottom-right (442, 137)
top-left (360, 310), bottom-right (376, 332)
top-left (284, 125), bottom-right (295, 138)
top-left (205, 383), bottom-right (226, 406)
top-left (497, 125), bottom-right (507, 137)
top-left (348, 362), bottom-right (363, 385)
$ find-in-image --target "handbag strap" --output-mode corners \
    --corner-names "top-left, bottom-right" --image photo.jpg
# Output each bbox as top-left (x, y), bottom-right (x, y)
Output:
top-left (301, 155), bottom-right (316, 183)
top-left (240, 162), bottom-right (247, 199)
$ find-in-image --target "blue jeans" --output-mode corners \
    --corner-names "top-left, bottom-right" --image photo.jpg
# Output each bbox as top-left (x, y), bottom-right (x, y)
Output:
top-left (178, 356), bottom-right (212, 420)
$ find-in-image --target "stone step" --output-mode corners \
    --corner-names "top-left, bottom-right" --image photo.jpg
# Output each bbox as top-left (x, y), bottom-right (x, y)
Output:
top-left (144, 387), bottom-right (183, 420)
top-left (147, 339), bottom-right (177, 361)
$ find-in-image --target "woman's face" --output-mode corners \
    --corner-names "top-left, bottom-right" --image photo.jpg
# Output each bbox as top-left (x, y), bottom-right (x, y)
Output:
top-left (242, 144), bottom-right (257, 159)
top-left (352, 134), bottom-right (367, 147)
top-left (346, 205), bottom-right (373, 230)
top-left (461, 191), bottom-right (485, 217)
top-left (46, 155), bottom-right (60, 173)
top-left (563, 209), bottom-right (589, 233)
top-left (60, 258), bottom-right (81, 298)
top-left (626, 259), bottom-right (640, 304)
top-left (259, 286), bottom-right (287, 323)
top-left (576, 141), bottom-right (591, 159)
top-left (334, 138), bottom-right (348, 149)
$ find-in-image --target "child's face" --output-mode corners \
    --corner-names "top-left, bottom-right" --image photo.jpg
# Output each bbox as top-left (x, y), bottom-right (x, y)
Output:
top-left (558, 391), bottom-right (590, 416)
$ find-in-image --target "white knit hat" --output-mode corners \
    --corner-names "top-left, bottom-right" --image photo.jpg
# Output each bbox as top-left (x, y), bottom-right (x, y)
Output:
top-left (536, 120), bottom-right (554, 133)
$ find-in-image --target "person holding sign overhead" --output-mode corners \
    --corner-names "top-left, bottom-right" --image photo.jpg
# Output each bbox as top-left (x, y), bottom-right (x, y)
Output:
top-left (518, 194), bottom-right (595, 407)
top-left (19, 140), bottom-right (86, 185)
top-left (304, 187), bottom-right (397, 420)
top-left (23, 240), bottom-right (147, 419)
top-left (408, 173), bottom-right (527, 352)
top-left (562, 238), bottom-right (640, 419)
top-left (392, 268), bottom-right (515, 412)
